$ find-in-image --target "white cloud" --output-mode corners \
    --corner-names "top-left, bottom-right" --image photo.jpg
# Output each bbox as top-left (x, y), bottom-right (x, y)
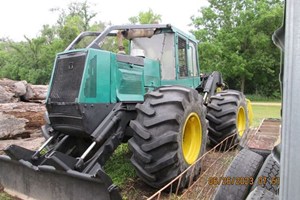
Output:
top-left (0, 0), bottom-right (208, 41)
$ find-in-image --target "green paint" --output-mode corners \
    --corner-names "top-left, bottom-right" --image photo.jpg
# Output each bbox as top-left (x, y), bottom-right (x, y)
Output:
top-left (115, 61), bottom-right (144, 102)
top-left (79, 49), bottom-right (111, 103)
top-left (110, 54), bottom-right (118, 103)
top-left (161, 78), bottom-right (199, 89)
top-left (47, 26), bottom-right (203, 105)
top-left (143, 58), bottom-right (161, 89)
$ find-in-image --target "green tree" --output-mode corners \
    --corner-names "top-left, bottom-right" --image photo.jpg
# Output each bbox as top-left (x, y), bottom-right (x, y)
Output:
top-left (54, 1), bottom-right (97, 31)
top-left (192, 0), bottom-right (283, 96)
top-left (0, 1), bottom-right (106, 84)
top-left (53, 1), bottom-right (105, 46)
top-left (129, 9), bottom-right (162, 24)
top-left (0, 41), bottom-right (9, 69)
top-left (0, 37), bottom-right (53, 84)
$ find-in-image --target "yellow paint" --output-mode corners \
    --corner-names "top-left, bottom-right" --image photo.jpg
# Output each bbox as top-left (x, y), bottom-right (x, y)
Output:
top-left (246, 99), bottom-right (254, 126)
top-left (182, 112), bottom-right (202, 164)
top-left (237, 106), bottom-right (246, 137)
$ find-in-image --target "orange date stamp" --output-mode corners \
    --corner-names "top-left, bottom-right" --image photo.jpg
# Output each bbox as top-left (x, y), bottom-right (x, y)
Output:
top-left (208, 176), bottom-right (280, 186)
top-left (208, 176), bottom-right (254, 185)
top-left (257, 176), bottom-right (280, 185)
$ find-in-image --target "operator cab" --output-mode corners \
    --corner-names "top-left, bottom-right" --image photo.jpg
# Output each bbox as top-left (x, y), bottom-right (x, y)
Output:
top-left (66, 24), bottom-right (201, 86)
top-left (129, 28), bottom-right (199, 83)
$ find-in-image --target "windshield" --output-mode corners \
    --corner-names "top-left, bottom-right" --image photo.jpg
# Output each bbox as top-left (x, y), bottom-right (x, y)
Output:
top-left (131, 33), bottom-right (175, 80)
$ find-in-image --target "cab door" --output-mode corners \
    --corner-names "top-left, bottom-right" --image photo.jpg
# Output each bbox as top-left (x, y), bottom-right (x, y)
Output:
top-left (175, 34), bottom-right (200, 88)
top-left (187, 40), bottom-right (200, 87)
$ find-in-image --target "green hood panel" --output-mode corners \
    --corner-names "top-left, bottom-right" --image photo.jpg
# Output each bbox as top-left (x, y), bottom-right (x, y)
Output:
top-left (78, 49), bottom-right (158, 103)
top-left (79, 49), bottom-right (112, 103)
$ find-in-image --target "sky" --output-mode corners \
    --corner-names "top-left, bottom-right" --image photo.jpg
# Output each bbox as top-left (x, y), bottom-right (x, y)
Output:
top-left (0, 0), bottom-right (209, 41)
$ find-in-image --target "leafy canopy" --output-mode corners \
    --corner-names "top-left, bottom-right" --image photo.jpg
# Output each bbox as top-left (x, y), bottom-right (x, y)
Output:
top-left (129, 8), bottom-right (162, 24)
top-left (0, 1), bottom-right (104, 84)
top-left (191, 0), bottom-right (283, 96)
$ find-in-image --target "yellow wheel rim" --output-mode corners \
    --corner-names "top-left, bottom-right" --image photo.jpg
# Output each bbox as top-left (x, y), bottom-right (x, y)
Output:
top-left (246, 99), bottom-right (254, 126)
top-left (182, 112), bottom-right (202, 165)
top-left (237, 106), bottom-right (246, 137)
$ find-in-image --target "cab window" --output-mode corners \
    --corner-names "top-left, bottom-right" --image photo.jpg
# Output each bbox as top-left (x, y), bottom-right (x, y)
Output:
top-left (178, 37), bottom-right (188, 78)
top-left (188, 41), bottom-right (199, 76)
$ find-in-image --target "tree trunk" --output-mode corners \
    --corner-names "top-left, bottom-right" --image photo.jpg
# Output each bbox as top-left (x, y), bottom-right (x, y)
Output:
top-left (24, 84), bottom-right (48, 101)
top-left (240, 75), bottom-right (245, 93)
top-left (0, 79), bottom-right (48, 102)
top-left (0, 102), bottom-right (46, 139)
top-left (0, 79), bottom-right (47, 141)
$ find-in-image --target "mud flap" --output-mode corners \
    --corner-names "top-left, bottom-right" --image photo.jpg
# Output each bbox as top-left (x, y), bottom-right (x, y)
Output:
top-left (0, 155), bottom-right (122, 200)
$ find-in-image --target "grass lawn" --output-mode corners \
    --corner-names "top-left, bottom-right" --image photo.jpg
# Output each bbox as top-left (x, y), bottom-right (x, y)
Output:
top-left (251, 103), bottom-right (281, 127)
top-left (104, 143), bottom-right (136, 187)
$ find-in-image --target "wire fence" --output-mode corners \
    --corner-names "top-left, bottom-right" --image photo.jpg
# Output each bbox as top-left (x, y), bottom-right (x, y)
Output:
top-left (147, 128), bottom-right (257, 200)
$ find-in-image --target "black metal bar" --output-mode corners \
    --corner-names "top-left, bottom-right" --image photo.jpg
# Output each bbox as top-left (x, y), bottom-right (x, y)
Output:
top-left (52, 135), bottom-right (69, 152)
top-left (91, 103), bottom-right (123, 140)
top-left (95, 115), bottom-right (120, 143)
top-left (65, 32), bottom-right (101, 51)
top-left (75, 141), bottom-right (97, 169)
top-left (197, 71), bottom-right (224, 104)
top-left (83, 133), bottom-right (123, 173)
top-left (32, 136), bottom-right (54, 160)
top-left (87, 24), bottom-right (172, 49)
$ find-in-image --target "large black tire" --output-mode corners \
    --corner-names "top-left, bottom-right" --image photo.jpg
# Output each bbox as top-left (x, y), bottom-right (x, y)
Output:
top-left (250, 148), bottom-right (271, 161)
top-left (214, 149), bottom-right (264, 200)
top-left (251, 154), bottom-right (280, 194)
top-left (206, 90), bottom-right (249, 147)
top-left (129, 86), bottom-right (207, 188)
top-left (272, 143), bottom-right (281, 164)
top-left (246, 187), bottom-right (279, 200)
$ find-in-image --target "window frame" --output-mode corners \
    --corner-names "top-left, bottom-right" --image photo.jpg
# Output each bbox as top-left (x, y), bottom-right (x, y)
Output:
top-left (176, 35), bottom-right (188, 79)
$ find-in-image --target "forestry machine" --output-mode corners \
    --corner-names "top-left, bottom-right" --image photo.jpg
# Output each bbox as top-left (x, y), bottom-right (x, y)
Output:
top-left (0, 24), bottom-right (252, 199)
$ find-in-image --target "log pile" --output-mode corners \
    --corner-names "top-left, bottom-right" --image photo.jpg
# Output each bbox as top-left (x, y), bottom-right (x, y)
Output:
top-left (0, 79), bottom-right (48, 154)
top-left (0, 79), bottom-right (47, 103)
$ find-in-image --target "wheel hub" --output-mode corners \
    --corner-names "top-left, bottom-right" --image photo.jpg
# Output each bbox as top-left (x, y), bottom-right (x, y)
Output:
top-left (237, 106), bottom-right (246, 137)
top-left (182, 112), bottom-right (202, 164)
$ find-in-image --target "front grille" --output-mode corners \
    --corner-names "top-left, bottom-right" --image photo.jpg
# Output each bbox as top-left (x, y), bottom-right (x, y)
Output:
top-left (49, 52), bottom-right (86, 102)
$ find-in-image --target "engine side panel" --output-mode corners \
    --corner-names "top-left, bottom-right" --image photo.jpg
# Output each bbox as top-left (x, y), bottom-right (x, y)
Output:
top-left (79, 49), bottom-right (112, 103)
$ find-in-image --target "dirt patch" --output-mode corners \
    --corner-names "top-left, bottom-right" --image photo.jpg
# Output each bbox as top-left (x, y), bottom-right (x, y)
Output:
top-left (121, 147), bottom-right (239, 200)
top-left (181, 150), bottom-right (239, 200)
top-left (247, 119), bottom-right (281, 151)
top-left (121, 178), bottom-right (158, 200)
top-left (0, 132), bottom-right (44, 155)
